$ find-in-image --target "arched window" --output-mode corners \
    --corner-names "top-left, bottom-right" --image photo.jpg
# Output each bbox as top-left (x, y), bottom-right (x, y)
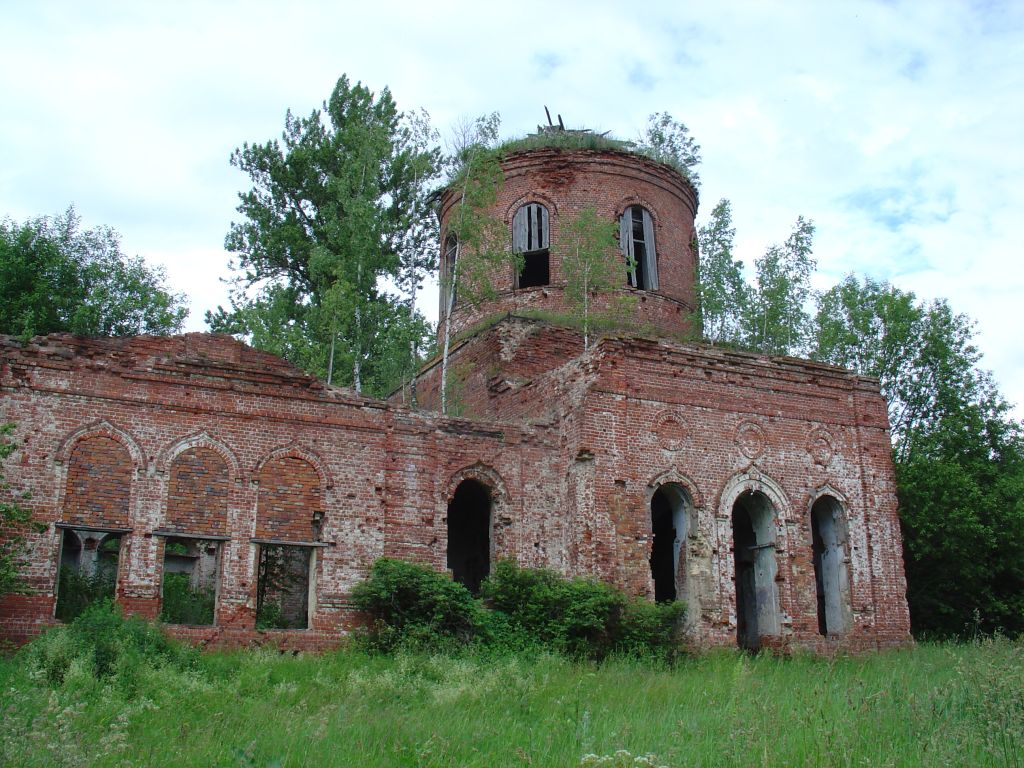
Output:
top-left (619, 205), bottom-right (658, 291)
top-left (731, 490), bottom-right (781, 650)
top-left (512, 203), bottom-right (550, 288)
top-left (650, 484), bottom-right (690, 603)
top-left (811, 496), bottom-right (851, 636)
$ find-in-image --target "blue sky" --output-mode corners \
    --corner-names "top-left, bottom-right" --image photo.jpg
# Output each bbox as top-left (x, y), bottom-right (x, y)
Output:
top-left (2, 0), bottom-right (1021, 414)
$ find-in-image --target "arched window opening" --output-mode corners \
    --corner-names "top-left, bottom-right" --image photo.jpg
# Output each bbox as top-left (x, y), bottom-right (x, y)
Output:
top-left (619, 205), bottom-right (658, 291)
top-left (650, 484), bottom-right (689, 603)
top-left (811, 495), bottom-right (851, 637)
top-left (447, 479), bottom-right (492, 594)
top-left (731, 490), bottom-right (780, 650)
top-left (512, 203), bottom-right (550, 288)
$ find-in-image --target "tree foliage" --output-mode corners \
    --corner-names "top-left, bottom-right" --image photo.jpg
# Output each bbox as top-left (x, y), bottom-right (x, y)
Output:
top-left (814, 275), bottom-right (1024, 636)
top-left (744, 215), bottom-right (816, 356)
top-left (209, 76), bottom-right (438, 397)
top-left (0, 208), bottom-right (187, 338)
top-left (635, 112), bottom-right (702, 187)
top-left (695, 199), bottom-right (748, 345)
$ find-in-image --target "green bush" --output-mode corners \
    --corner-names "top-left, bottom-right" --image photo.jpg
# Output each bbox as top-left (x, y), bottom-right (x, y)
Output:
top-left (351, 558), bottom-right (685, 660)
top-left (350, 558), bottom-right (483, 652)
top-left (160, 572), bottom-right (215, 626)
top-left (28, 600), bottom-right (196, 689)
top-left (481, 560), bottom-right (684, 660)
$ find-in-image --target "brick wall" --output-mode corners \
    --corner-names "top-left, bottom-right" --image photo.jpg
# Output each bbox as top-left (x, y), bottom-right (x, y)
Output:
top-left (438, 149), bottom-right (700, 341)
top-left (0, 319), bottom-right (911, 654)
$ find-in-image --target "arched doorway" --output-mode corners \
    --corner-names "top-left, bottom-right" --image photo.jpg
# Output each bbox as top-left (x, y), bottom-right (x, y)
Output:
top-left (650, 484), bottom-right (689, 603)
top-left (447, 479), bottom-right (491, 594)
top-left (811, 495), bottom-right (850, 636)
top-left (732, 490), bottom-right (780, 650)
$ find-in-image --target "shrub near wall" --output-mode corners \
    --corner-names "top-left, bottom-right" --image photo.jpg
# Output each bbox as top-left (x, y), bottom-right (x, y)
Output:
top-left (351, 558), bottom-right (685, 660)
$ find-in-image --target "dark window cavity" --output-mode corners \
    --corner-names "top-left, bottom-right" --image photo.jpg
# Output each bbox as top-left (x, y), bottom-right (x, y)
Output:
top-left (512, 203), bottom-right (550, 288)
top-left (447, 479), bottom-right (492, 595)
top-left (256, 544), bottom-right (313, 630)
top-left (619, 205), bottom-right (658, 291)
top-left (650, 484), bottom-right (689, 603)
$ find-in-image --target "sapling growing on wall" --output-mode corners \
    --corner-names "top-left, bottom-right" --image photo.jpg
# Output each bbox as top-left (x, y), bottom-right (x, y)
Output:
top-left (561, 207), bottom-right (623, 349)
top-left (438, 113), bottom-right (513, 415)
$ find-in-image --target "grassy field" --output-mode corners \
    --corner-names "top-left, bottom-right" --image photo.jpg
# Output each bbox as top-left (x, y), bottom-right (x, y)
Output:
top-left (1, 636), bottom-right (1021, 767)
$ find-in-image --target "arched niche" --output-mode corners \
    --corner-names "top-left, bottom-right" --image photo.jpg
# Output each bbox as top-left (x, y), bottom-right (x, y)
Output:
top-left (446, 478), bottom-right (492, 595)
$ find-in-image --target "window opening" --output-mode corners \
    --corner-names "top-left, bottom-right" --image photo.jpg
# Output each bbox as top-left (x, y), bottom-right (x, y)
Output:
top-left (811, 496), bottom-right (850, 636)
top-left (55, 529), bottom-right (123, 622)
top-left (443, 235), bottom-right (459, 310)
top-left (255, 544), bottom-right (313, 630)
top-left (447, 479), bottom-right (491, 595)
top-left (619, 206), bottom-right (658, 290)
top-left (159, 536), bottom-right (220, 626)
top-left (650, 484), bottom-right (688, 603)
top-left (731, 491), bottom-right (780, 651)
top-left (513, 203), bottom-right (550, 288)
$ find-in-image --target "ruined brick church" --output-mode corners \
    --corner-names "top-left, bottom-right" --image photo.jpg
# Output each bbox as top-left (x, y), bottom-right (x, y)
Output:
top-left (0, 144), bottom-right (911, 652)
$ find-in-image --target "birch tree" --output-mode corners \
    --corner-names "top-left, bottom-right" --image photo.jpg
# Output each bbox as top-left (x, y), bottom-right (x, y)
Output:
top-left (438, 113), bottom-right (508, 414)
top-left (695, 199), bottom-right (748, 345)
top-left (561, 207), bottom-right (622, 348)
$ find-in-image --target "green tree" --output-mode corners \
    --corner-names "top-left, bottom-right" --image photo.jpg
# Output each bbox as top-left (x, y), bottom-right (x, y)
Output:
top-left (560, 207), bottom-right (623, 348)
top-left (744, 216), bottom-right (816, 356)
top-left (695, 199), bottom-right (748, 345)
top-left (814, 276), bottom-right (1024, 636)
top-left (635, 112), bottom-right (702, 187)
top-left (209, 75), bottom-right (437, 397)
top-left (0, 208), bottom-right (187, 338)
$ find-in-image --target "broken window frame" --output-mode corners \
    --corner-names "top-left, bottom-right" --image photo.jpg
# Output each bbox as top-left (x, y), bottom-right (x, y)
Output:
top-left (619, 205), bottom-right (659, 291)
top-left (54, 523), bottom-right (129, 622)
top-left (154, 531), bottom-right (228, 627)
top-left (512, 203), bottom-right (551, 289)
top-left (251, 538), bottom-right (327, 631)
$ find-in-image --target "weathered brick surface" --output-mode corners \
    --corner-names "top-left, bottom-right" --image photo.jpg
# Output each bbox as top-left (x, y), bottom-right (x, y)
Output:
top-left (0, 148), bottom-right (912, 653)
top-left (438, 149), bottom-right (700, 341)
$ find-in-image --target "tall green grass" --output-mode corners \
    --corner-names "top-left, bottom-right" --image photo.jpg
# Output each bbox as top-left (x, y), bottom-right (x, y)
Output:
top-left (1, 621), bottom-right (1021, 767)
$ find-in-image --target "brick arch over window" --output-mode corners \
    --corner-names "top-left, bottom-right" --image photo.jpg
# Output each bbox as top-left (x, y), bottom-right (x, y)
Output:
top-left (165, 447), bottom-right (230, 537)
top-left (61, 436), bottom-right (134, 529)
top-left (255, 453), bottom-right (326, 543)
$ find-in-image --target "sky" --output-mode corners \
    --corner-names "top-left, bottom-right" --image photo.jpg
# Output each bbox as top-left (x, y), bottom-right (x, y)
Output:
top-left (2, 0), bottom-right (1021, 414)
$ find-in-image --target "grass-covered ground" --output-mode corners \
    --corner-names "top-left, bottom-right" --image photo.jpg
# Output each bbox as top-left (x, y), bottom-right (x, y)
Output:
top-left (1, 628), bottom-right (1021, 767)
